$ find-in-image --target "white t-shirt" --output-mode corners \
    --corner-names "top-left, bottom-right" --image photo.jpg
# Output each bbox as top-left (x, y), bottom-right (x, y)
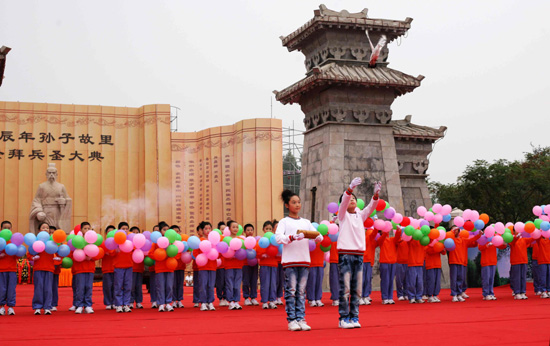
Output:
top-left (275, 216), bottom-right (316, 267)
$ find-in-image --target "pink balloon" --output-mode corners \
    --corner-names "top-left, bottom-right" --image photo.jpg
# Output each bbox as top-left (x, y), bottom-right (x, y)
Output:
top-left (410, 218), bottom-right (420, 229)
top-left (217, 259), bottom-right (222, 267)
top-left (33, 240), bottom-right (46, 253)
top-left (173, 240), bottom-right (184, 253)
top-left (392, 213), bottom-right (403, 224)
top-left (196, 253), bottom-right (207, 267)
top-left (133, 234), bottom-right (146, 249)
top-left (432, 204), bottom-right (442, 214)
top-left (73, 249), bottom-right (86, 262)
top-left (542, 230), bottom-right (550, 239)
top-left (429, 239), bottom-right (438, 247)
top-left (401, 233), bottom-right (412, 242)
top-left (417, 206), bottom-right (427, 217)
top-left (454, 216), bottom-right (465, 228)
top-left (320, 220), bottom-right (331, 226)
top-left (424, 211), bottom-right (434, 221)
top-left (492, 235), bottom-right (504, 247)
top-left (244, 237), bottom-right (256, 249)
top-left (462, 209), bottom-right (472, 221)
top-left (181, 251), bottom-right (192, 264)
top-left (494, 222), bottom-right (505, 234)
top-left (222, 248), bottom-right (235, 259)
top-left (470, 210), bottom-right (480, 222)
top-left (531, 229), bottom-right (542, 239)
top-left (514, 222), bottom-right (525, 234)
top-left (374, 219), bottom-right (386, 230)
top-left (437, 229), bottom-right (446, 241)
top-left (384, 221), bottom-right (393, 233)
top-left (229, 238), bottom-right (242, 251)
top-left (484, 226), bottom-right (495, 238)
top-left (199, 240), bottom-right (212, 253)
top-left (505, 222), bottom-right (514, 229)
top-left (441, 204), bottom-right (452, 215)
top-left (157, 236), bottom-right (169, 249)
top-left (223, 229), bottom-right (231, 237)
top-left (324, 252), bottom-right (330, 263)
top-left (84, 244), bottom-right (99, 258)
top-left (433, 214), bottom-right (443, 224)
top-left (132, 249), bottom-right (144, 263)
top-left (120, 240), bottom-right (134, 253)
top-left (208, 231), bottom-right (221, 245)
top-left (84, 231), bottom-right (98, 244)
top-left (545, 205), bottom-right (550, 215)
top-left (207, 248), bottom-right (219, 261)
top-left (533, 206), bottom-right (543, 216)
top-left (541, 215), bottom-right (550, 222)
top-left (328, 224), bottom-right (339, 235)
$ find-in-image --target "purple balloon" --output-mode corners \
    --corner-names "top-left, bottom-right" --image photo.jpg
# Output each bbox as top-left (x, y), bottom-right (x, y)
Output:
top-left (141, 239), bottom-right (152, 252)
top-left (374, 233), bottom-right (381, 242)
top-left (235, 248), bottom-right (247, 260)
top-left (327, 202), bottom-right (339, 214)
top-left (105, 237), bottom-right (118, 250)
top-left (419, 220), bottom-right (430, 227)
top-left (10, 233), bottom-right (24, 246)
top-left (142, 231), bottom-right (151, 240)
top-left (308, 239), bottom-right (316, 251)
top-left (127, 233), bottom-right (135, 241)
top-left (384, 207), bottom-right (396, 220)
top-left (216, 241), bottom-right (229, 254)
top-left (247, 258), bottom-right (258, 266)
top-left (477, 235), bottom-right (488, 246)
top-left (521, 231), bottom-right (531, 238)
top-left (67, 239), bottom-right (76, 251)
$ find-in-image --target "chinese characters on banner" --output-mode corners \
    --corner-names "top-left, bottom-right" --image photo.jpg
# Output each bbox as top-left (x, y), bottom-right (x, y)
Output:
top-left (0, 131), bottom-right (111, 161)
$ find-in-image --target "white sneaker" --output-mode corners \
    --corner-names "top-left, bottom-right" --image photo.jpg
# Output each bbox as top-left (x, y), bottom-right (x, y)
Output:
top-left (398, 296), bottom-right (405, 301)
top-left (7, 307), bottom-right (15, 315)
top-left (235, 303), bottom-right (242, 310)
top-left (416, 299), bottom-right (425, 304)
top-left (193, 303), bottom-right (199, 308)
top-left (536, 291), bottom-right (542, 296)
top-left (158, 305), bottom-right (165, 312)
top-left (136, 303), bottom-right (144, 309)
top-left (75, 307), bottom-right (83, 314)
top-left (309, 300), bottom-right (317, 307)
top-left (151, 302), bottom-right (158, 308)
top-left (105, 305), bottom-right (113, 310)
top-left (388, 299), bottom-right (395, 304)
top-left (382, 299), bottom-right (390, 305)
top-left (422, 295), bottom-right (428, 300)
top-left (366, 297), bottom-right (372, 302)
top-left (251, 298), bottom-right (259, 306)
top-left (521, 293), bottom-right (528, 300)
top-left (276, 298), bottom-right (283, 305)
top-left (410, 299), bottom-right (416, 304)
top-left (116, 306), bottom-right (123, 313)
top-left (0, 307), bottom-right (5, 316)
top-left (208, 303), bottom-right (216, 311)
top-left (288, 320), bottom-right (301, 331)
top-left (542, 292), bottom-right (549, 299)
top-left (262, 303), bottom-right (269, 309)
top-left (51, 307), bottom-right (57, 312)
top-left (461, 292), bottom-right (469, 299)
top-left (34, 309), bottom-right (41, 315)
top-left (178, 301), bottom-right (185, 308)
top-left (297, 320), bottom-right (311, 331)
top-left (316, 300), bottom-right (324, 307)
top-left (514, 294), bottom-right (523, 300)
top-left (269, 302), bottom-right (278, 309)
top-left (220, 299), bottom-right (229, 307)
top-left (427, 297), bottom-right (436, 303)
top-left (452, 296), bottom-right (460, 302)
top-left (457, 296), bottom-right (465, 302)
top-left (332, 300), bottom-right (339, 306)
top-left (339, 318), bottom-right (355, 329)
top-left (85, 307), bottom-right (94, 314)
top-left (363, 298), bottom-right (371, 305)
top-left (434, 296), bottom-right (441, 303)
top-left (483, 296), bottom-right (490, 300)
top-left (123, 305), bottom-right (131, 313)
top-left (69, 305), bottom-right (76, 311)
top-left (229, 302), bottom-right (236, 310)
top-left (244, 298), bottom-right (252, 306)
top-left (350, 318), bottom-right (361, 328)
top-left (200, 303), bottom-right (208, 311)
top-left (166, 304), bottom-right (174, 312)
top-left (358, 298), bottom-right (365, 305)
top-left (44, 309), bottom-right (51, 315)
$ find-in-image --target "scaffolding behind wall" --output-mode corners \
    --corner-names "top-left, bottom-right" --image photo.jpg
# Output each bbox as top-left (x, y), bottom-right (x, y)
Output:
top-left (282, 122), bottom-right (303, 215)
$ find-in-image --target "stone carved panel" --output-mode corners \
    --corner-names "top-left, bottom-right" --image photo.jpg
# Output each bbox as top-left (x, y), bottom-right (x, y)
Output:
top-left (413, 160), bottom-right (429, 174)
top-left (376, 110), bottom-right (392, 124)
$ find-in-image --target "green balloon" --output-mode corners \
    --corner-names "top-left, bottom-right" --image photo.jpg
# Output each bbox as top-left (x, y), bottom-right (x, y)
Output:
top-left (107, 230), bottom-right (116, 238)
top-left (420, 236), bottom-right (431, 246)
top-left (223, 237), bottom-right (231, 245)
top-left (437, 226), bottom-right (446, 231)
top-left (318, 224), bottom-right (329, 236)
top-left (412, 229), bottom-right (423, 241)
top-left (502, 232), bottom-right (514, 244)
top-left (357, 199), bottom-right (365, 210)
top-left (237, 225), bottom-right (244, 236)
top-left (214, 229), bottom-right (222, 235)
top-left (67, 234), bottom-right (75, 241)
top-left (534, 219), bottom-right (543, 229)
top-left (370, 210), bottom-right (376, 217)
top-left (166, 244), bottom-right (178, 257)
top-left (420, 225), bottom-right (431, 236)
top-left (384, 201), bottom-right (390, 211)
top-left (144, 256), bottom-right (155, 266)
top-left (320, 244), bottom-right (331, 252)
top-left (404, 226), bottom-right (415, 236)
top-left (175, 233), bottom-right (182, 242)
top-left (391, 221), bottom-right (398, 230)
top-left (165, 229), bottom-right (177, 243)
top-left (0, 229), bottom-right (12, 241)
top-left (72, 235), bottom-right (86, 249)
top-left (94, 234), bottom-right (104, 246)
top-left (264, 232), bottom-right (274, 239)
top-left (504, 228), bottom-right (512, 234)
top-left (61, 257), bottom-right (73, 269)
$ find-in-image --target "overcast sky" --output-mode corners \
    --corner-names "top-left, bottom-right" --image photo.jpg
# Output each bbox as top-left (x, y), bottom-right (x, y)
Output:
top-left (1, 0), bottom-right (549, 184)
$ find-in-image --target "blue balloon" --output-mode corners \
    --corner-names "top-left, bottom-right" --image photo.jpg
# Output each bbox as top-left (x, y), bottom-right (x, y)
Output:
top-left (190, 252), bottom-right (196, 260)
top-left (58, 244), bottom-right (70, 257)
top-left (45, 241), bottom-right (58, 255)
top-left (542, 205), bottom-right (546, 215)
top-left (150, 231), bottom-right (162, 243)
top-left (28, 246), bottom-right (38, 256)
top-left (0, 238), bottom-right (6, 251)
top-left (311, 222), bottom-right (319, 230)
top-left (16, 245), bottom-right (26, 257)
top-left (187, 236), bottom-right (200, 250)
top-left (278, 244), bottom-right (283, 254)
top-left (182, 241), bottom-right (189, 252)
top-left (24, 233), bottom-right (37, 246)
top-left (5, 243), bottom-right (17, 256)
top-left (540, 221), bottom-right (550, 232)
top-left (328, 233), bottom-right (339, 242)
top-left (37, 231), bottom-right (50, 242)
top-left (474, 220), bottom-right (485, 230)
top-left (269, 235), bottom-right (278, 246)
top-left (444, 238), bottom-right (455, 250)
top-left (246, 249), bottom-right (256, 260)
top-left (258, 237), bottom-right (269, 249)
top-left (235, 248), bottom-right (247, 261)
top-left (442, 214), bottom-right (452, 222)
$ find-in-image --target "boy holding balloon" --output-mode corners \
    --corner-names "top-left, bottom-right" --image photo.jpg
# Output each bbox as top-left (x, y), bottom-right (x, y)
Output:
top-left (114, 222), bottom-right (133, 313)
top-left (195, 221), bottom-right (217, 311)
top-left (102, 225), bottom-right (116, 310)
top-left (152, 222), bottom-right (175, 312)
top-left (224, 220), bottom-right (245, 310)
top-left (0, 220), bottom-right (17, 316)
top-left (72, 222), bottom-right (96, 314)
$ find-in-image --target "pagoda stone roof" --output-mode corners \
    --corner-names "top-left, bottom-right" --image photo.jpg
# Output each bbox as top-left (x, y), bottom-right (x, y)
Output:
top-left (275, 62), bottom-right (424, 105)
top-left (281, 5), bottom-right (413, 52)
top-left (392, 115), bottom-right (446, 141)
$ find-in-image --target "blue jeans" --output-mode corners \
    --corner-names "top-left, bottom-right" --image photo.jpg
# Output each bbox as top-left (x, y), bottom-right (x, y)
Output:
top-left (362, 262), bottom-right (372, 298)
top-left (74, 273), bottom-right (93, 308)
top-left (199, 270), bottom-right (216, 303)
top-left (52, 273), bottom-right (59, 307)
top-left (539, 264), bottom-right (550, 292)
top-left (0, 272), bottom-right (16, 306)
top-left (277, 263), bottom-right (284, 298)
top-left (395, 263), bottom-right (408, 298)
top-left (103, 272), bottom-right (115, 306)
top-left (149, 271), bottom-right (157, 303)
top-left (156, 272), bottom-right (174, 305)
top-left (449, 264), bottom-right (464, 296)
top-left (307, 266), bottom-right (324, 301)
top-left (481, 265), bottom-right (496, 297)
top-left (193, 270), bottom-right (200, 303)
top-left (284, 266), bottom-right (309, 322)
top-left (242, 265), bottom-right (259, 299)
top-left (329, 263), bottom-right (339, 300)
top-left (379, 263), bottom-right (396, 300)
top-left (215, 268), bottom-right (226, 300)
top-left (338, 254), bottom-right (363, 320)
top-left (131, 272), bottom-right (143, 304)
top-left (406, 266), bottom-right (423, 300)
top-left (32, 271), bottom-right (53, 310)
top-left (259, 266), bottom-right (277, 303)
top-left (510, 264), bottom-right (527, 294)
top-left (114, 267), bottom-right (132, 306)
top-left (225, 268), bottom-right (243, 302)
top-left (173, 270), bottom-right (184, 301)
top-left (532, 260), bottom-right (541, 293)
top-left (425, 268), bottom-right (441, 296)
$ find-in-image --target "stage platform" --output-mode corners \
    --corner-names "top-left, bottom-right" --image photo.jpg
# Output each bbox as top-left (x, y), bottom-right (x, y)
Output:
top-left (1, 283), bottom-right (549, 345)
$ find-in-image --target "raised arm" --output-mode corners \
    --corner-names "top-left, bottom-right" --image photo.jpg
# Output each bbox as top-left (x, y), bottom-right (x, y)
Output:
top-left (338, 177), bottom-right (362, 222)
top-left (359, 181), bottom-right (381, 222)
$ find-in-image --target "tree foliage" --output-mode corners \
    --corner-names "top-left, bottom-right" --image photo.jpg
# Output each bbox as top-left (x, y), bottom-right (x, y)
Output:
top-left (429, 146), bottom-right (550, 223)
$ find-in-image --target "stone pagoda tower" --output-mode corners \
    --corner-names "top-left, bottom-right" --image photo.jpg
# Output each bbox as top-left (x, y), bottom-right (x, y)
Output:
top-left (275, 5), bottom-right (445, 221)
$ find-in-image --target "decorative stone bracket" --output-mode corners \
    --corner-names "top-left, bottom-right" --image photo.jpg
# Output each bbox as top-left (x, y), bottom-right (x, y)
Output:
top-left (412, 160), bottom-right (429, 174)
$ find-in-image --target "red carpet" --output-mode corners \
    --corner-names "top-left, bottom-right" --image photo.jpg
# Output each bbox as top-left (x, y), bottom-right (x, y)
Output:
top-left (1, 284), bottom-right (549, 345)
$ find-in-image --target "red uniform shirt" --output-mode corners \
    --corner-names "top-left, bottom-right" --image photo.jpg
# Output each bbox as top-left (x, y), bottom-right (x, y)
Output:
top-left (72, 257), bottom-right (96, 274)
top-left (377, 230), bottom-right (401, 264)
top-left (310, 244), bottom-right (325, 268)
top-left (0, 252), bottom-right (17, 272)
top-left (425, 246), bottom-right (445, 270)
top-left (363, 230), bottom-right (377, 265)
top-left (259, 254), bottom-right (278, 267)
top-left (29, 252), bottom-right (55, 272)
top-left (478, 243), bottom-right (506, 267)
top-left (407, 240), bottom-right (425, 267)
top-left (102, 252), bottom-right (115, 274)
top-left (509, 237), bottom-right (531, 265)
top-left (536, 238), bottom-right (550, 265)
top-left (133, 260), bottom-right (145, 273)
top-left (193, 249), bottom-right (217, 271)
top-left (114, 251), bottom-right (133, 269)
top-left (329, 242), bottom-right (339, 264)
top-left (397, 241), bottom-right (409, 264)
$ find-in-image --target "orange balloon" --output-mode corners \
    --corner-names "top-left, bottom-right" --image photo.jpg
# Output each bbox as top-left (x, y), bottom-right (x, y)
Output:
top-left (52, 230), bottom-right (67, 244)
top-left (166, 257), bottom-right (178, 270)
top-left (459, 230), bottom-right (470, 239)
top-left (180, 234), bottom-right (190, 241)
top-left (114, 232), bottom-right (127, 245)
top-left (93, 247), bottom-right (105, 260)
top-left (479, 213), bottom-right (490, 224)
top-left (429, 229), bottom-right (439, 240)
top-left (524, 222), bottom-right (536, 234)
top-left (433, 242), bottom-right (444, 253)
top-left (154, 248), bottom-right (167, 261)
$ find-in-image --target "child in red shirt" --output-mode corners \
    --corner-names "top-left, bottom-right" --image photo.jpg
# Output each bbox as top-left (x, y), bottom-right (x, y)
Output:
top-left (196, 221), bottom-right (217, 311)
top-left (509, 233), bottom-right (532, 299)
top-left (152, 222), bottom-right (175, 312)
top-left (479, 240), bottom-right (506, 300)
top-left (30, 222), bottom-right (58, 315)
top-left (224, 221), bottom-right (245, 310)
top-left (377, 228), bottom-right (402, 304)
top-left (425, 243), bottom-right (446, 302)
top-left (242, 224), bottom-right (260, 307)
top-left (259, 221), bottom-right (278, 309)
top-left (406, 238), bottom-right (426, 303)
top-left (535, 236), bottom-right (550, 298)
top-left (0, 220), bottom-right (17, 316)
top-left (307, 242), bottom-right (325, 307)
top-left (171, 224), bottom-right (185, 309)
top-left (72, 222), bottom-right (96, 314)
top-left (114, 222), bottom-right (132, 313)
top-left (130, 226), bottom-right (145, 309)
top-left (395, 240), bottom-right (409, 301)
top-left (102, 225), bottom-right (116, 310)
top-left (361, 229), bottom-right (377, 305)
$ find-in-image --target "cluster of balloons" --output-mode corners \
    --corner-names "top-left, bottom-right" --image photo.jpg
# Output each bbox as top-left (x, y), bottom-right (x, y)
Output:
top-left (0, 229), bottom-right (28, 258)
